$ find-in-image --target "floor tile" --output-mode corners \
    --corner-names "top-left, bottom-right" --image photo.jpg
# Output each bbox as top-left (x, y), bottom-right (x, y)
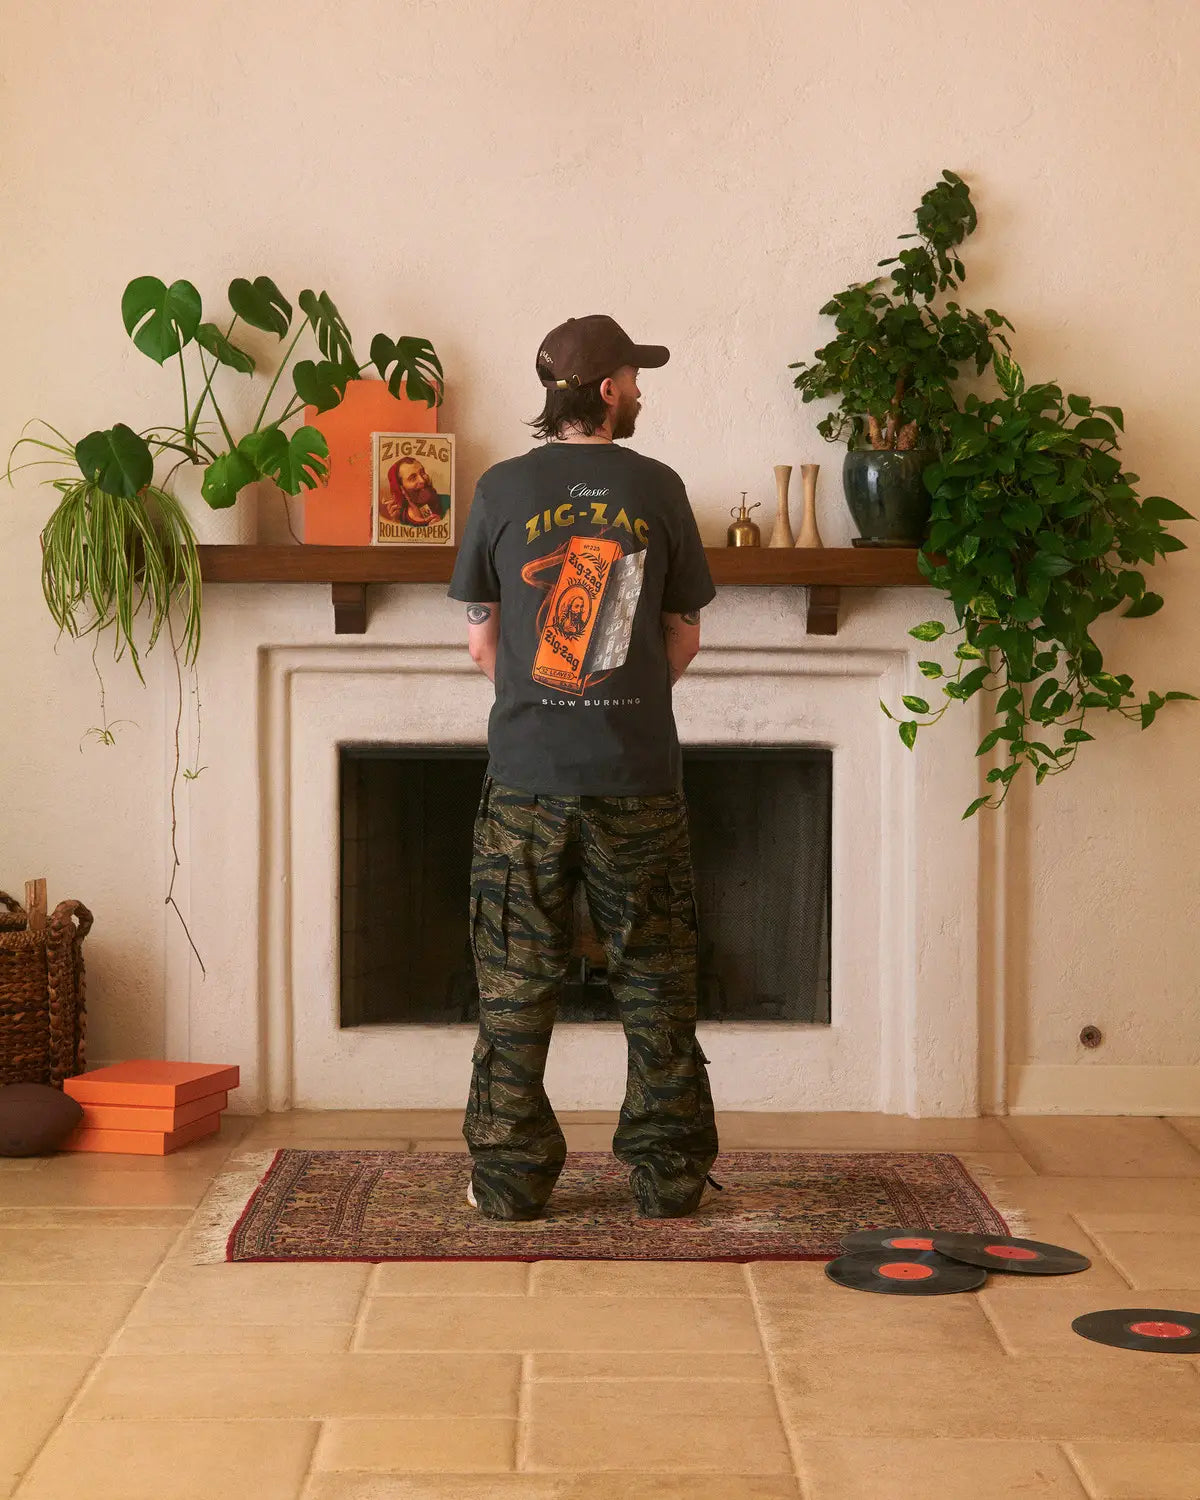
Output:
top-left (246, 1111), bottom-right (453, 1141)
top-left (526, 1378), bottom-right (792, 1471)
top-left (1002, 1117), bottom-right (1200, 1177)
top-left (109, 1322), bottom-right (356, 1355)
top-left (0, 1282), bottom-right (141, 1354)
top-left (532, 1352), bottom-right (772, 1381)
top-left (1167, 1118), bottom-right (1200, 1153)
top-left (773, 1350), bottom-right (1200, 1440)
top-left (745, 1261), bottom-right (830, 1299)
top-left (528, 1260), bottom-right (748, 1297)
top-left (374, 1261), bottom-right (528, 1295)
top-left (126, 1260), bottom-right (370, 1324)
top-left (0, 1221), bottom-right (180, 1282)
top-left (313, 1418), bottom-right (515, 1472)
top-left (717, 1112), bottom-right (1018, 1151)
top-left (0, 1168), bottom-right (211, 1209)
top-left (971, 1176), bottom-right (1200, 1216)
top-left (757, 1288), bottom-right (1007, 1356)
top-left (358, 1294), bottom-right (762, 1352)
top-left (1074, 1210), bottom-right (1200, 1234)
top-left (979, 1281), bottom-right (1200, 1361)
top-left (0, 1356), bottom-right (91, 1497)
top-left (1066, 1439), bottom-right (1200, 1498)
top-left (18, 1418), bottom-right (318, 1500)
top-left (797, 1438), bottom-right (1088, 1498)
top-left (302, 1476), bottom-right (801, 1499)
top-left (73, 1352), bottom-right (521, 1419)
top-left (0, 1207), bottom-right (194, 1228)
top-left (1084, 1231), bottom-right (1200, 1290)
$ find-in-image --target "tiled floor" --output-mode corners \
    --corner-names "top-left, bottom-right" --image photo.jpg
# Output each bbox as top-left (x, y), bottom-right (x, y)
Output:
top-left (4, 1110), bottom-right (1200, 1499)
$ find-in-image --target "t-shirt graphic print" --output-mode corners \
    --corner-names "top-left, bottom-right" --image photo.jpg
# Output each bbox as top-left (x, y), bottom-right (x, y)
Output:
top-left (447, 443), bottom-right (715, 796)
top-left (529, 534), bottom-right (645, 694)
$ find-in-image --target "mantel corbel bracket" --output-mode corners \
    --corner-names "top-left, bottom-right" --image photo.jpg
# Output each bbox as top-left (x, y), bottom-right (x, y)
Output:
top-left (331, 582), bottom-right (368, 634)
top-left (806, 584), bottom-right (840, 636)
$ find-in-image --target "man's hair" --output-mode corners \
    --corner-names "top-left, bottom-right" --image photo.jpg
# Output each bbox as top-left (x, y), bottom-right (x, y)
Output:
top-left (528, 378), bottom-right (608, 441)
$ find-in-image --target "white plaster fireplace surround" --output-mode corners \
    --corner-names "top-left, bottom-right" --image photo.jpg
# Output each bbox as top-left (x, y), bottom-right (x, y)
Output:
top-left (165, 580), bottom-right (982, 1116)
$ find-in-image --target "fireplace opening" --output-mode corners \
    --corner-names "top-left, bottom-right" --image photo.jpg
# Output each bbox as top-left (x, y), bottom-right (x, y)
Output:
top-left (339, 746), bottom-right (831, 1026)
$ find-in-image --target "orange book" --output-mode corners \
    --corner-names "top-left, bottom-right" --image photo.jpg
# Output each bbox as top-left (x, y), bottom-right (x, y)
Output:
top-left (532, 535), bottom-right (622, 694)
top-left (59, 1111), bottom-right (222, 1156)
top-left (64, 1061), bottom-right (239, 1108)
top-left (303, 379), bottom-right (438, 545)
top-left (76, 1091), bottom-right (229, 1132)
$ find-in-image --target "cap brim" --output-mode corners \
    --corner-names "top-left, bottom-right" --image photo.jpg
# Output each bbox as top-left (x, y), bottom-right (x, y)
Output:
top-left (628, 343), bottom-right (669, 369)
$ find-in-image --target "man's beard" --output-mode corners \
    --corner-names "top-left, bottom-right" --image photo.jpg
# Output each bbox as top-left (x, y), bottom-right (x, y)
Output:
top-left (611, 394), bottom-right (640, 441)
top-left (403, 481), bottom-right (440, 513)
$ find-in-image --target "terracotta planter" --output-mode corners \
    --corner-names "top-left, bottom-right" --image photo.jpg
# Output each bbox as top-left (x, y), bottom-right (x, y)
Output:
top-left (303, 379), bottom-right (438, 545)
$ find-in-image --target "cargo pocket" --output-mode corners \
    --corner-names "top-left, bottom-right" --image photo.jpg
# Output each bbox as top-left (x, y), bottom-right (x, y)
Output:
top-left (469, 1033), bottom-right (494, 1120)
top-left (470, 855), bottom-right (511, 971)
top-left (667, 863), bottom-right (700, 965)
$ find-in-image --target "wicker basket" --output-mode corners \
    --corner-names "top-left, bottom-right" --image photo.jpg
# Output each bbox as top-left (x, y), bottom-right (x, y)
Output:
top-left (0, 880), bottom-right (91, 1087)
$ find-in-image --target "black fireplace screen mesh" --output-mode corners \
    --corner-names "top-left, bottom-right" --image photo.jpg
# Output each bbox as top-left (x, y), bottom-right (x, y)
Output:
top-left (340, 748), bottom-right (831, 1027)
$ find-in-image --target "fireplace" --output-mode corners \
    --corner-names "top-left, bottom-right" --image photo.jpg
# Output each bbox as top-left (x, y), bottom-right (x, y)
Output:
top-left (171, 583), bottom-right (983, 1113)
top-left (339, 746), bottom-right (832, 1028)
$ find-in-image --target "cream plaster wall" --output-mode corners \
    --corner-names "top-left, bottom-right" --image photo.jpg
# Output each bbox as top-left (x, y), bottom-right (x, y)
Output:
top-left (2, 0), bottom-right (1197, 1107)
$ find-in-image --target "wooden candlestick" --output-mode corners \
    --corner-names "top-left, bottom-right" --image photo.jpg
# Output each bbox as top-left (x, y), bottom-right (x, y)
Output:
top-left (769, 465), bottom-right (794, 548)
top-left (794, 463), bottom-right (824, 548)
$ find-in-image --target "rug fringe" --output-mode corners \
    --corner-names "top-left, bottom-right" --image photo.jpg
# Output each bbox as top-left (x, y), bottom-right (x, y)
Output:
top-left (961, 1155), bottom-right (1034, 1240)
top-left (176, 1149), bottom-right (280, 1264)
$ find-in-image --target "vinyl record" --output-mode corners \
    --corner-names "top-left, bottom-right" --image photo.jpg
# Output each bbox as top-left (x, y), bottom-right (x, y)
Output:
top-left (825, 1249), bottom-right (986, 1295)
top-left (930, 1232), bottom-right (1090, 1276)
top-left (842, 1228), bottom-right (941, 1254)
top-left (1072, 1307), bottom-right (1200, 1354)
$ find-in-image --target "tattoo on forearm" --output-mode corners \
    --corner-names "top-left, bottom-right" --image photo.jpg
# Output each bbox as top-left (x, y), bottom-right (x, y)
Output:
top-left (681, 610), bottom-right (700, 625)
top-left (466, 604), bottom-right (493, 624)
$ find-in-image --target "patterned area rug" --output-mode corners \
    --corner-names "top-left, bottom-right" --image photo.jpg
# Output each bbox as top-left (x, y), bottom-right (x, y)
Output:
top-left (212, 1149), bottom-right (1030, 1263)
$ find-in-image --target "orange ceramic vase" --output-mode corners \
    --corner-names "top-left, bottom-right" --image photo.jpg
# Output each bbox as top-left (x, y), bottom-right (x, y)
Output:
top-left (303, 379), bottom-right (439, 544)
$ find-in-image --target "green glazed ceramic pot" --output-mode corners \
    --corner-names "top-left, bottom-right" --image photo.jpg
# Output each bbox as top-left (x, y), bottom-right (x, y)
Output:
top-left (842, 449), bottom-right (935, 546)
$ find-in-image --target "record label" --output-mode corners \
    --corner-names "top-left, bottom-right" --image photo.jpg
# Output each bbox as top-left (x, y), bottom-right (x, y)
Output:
top-left (931, 1232), bottom-right (1090, 1276)
top-left (826, 1249), bottom-right (986, 1295)
top-left (1072, 1308), bottom-right (1200, 1354)
top-left (842, 1228), bottom-right (938, 1254)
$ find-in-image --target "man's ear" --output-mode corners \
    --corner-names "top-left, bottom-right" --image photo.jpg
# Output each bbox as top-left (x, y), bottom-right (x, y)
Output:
top-left (599, 375), bottom-right (618, 407)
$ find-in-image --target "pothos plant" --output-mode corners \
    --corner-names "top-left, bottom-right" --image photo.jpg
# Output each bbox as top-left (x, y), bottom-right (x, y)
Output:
top-left (789, 169), bottom-right (1012, 451)
top-left (8, 275), bottom-right (443, 967)
top-left (884, 352), bottom-right (1194, 815)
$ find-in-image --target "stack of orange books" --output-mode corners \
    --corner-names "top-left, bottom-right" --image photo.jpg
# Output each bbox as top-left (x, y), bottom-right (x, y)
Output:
top-left (61, 1061), bottom-right (240, 1155)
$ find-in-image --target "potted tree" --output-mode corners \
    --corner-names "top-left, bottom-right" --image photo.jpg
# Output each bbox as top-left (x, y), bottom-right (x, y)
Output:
top-left (789, 170), bottom-right (1011, 545)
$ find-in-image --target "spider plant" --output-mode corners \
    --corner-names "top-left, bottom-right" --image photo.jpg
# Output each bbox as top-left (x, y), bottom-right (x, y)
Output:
top-left (11, 421), bottom-right (201, 681)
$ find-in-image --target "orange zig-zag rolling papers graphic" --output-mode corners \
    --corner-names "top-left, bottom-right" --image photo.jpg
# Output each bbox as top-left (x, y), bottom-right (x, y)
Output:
top-left (532, 535), bottom-right (624, 694)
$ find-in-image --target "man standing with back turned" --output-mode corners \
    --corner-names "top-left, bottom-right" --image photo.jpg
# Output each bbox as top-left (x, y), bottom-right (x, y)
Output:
top-left (447, 314), bottom-right (720, 1221)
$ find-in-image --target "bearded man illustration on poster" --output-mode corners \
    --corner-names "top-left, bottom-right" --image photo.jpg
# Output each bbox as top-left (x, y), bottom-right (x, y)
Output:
top-left (373, 433), bottom-right (455, 544)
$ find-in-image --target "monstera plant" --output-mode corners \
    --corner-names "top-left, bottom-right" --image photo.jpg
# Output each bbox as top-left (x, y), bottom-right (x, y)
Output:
top-left (8, 274), bottom-right (443, 968)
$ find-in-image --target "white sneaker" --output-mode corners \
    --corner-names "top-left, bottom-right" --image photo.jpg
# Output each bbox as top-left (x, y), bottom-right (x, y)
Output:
top-left (466, 1180), bottom-right (478, 1209)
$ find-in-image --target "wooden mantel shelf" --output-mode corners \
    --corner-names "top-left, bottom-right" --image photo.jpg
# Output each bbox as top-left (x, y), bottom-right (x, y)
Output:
top-left (197, 544), bottom-right (929, 636)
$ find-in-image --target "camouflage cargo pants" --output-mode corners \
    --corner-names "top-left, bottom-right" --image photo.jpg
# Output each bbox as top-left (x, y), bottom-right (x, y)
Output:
top-left (463, 774), bottom-right (719, 1220)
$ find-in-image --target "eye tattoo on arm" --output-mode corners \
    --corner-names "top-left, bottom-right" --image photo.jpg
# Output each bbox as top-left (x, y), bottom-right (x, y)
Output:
top-left (681, 610), bottom-right (700, 625)
top-left (466, 604), bottom-right (493, 624)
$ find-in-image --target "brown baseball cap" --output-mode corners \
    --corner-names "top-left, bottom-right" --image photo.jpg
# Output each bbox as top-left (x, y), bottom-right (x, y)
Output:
top-left (536, 314), bottom-right (669, 389)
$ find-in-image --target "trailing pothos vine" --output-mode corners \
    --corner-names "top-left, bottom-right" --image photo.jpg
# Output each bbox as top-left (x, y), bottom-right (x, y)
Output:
top-left (885, 353), bottom-right (1195, 815)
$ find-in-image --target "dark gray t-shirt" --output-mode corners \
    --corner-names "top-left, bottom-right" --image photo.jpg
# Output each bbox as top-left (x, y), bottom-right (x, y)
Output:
top-left (447, 442), bottom-right (715, 795)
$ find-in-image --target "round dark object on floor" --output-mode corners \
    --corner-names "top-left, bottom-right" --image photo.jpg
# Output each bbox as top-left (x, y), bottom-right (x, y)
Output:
top-left (1073, 1308), bottom-right (1200, 1354)
top-left (0, 1082), bottom-right (83, 1156)
top-left (931, 1231), bottom-right (1090, 1276)
top-left (825, 1249), bottom-right (986, 1295)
